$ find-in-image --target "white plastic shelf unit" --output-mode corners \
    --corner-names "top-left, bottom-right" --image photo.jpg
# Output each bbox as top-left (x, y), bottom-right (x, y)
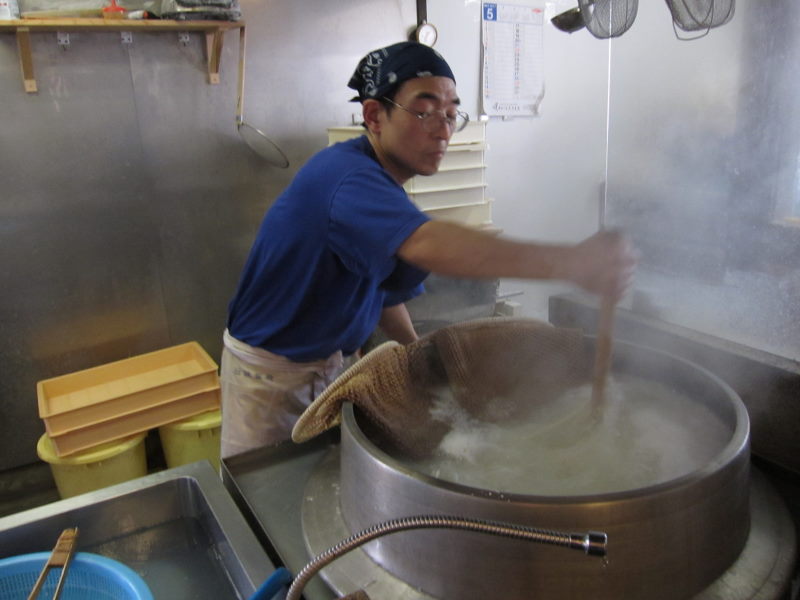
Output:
top-left (327, 121), bottom-right (492, 228)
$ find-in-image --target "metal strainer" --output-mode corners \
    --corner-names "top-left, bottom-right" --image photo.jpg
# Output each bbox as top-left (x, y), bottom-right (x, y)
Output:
top-left (664, 0), bottom-right (735, 33)
top-left (578, 0), bottom-right (639, 39)
top-left (235, 27), bottom-right (290, 168)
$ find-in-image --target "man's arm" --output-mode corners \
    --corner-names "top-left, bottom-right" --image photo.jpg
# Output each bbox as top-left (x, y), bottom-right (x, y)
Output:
top-left (397, 220), bottom-right (636, 300)
top-left (378, 303), bottom-right (419, 344)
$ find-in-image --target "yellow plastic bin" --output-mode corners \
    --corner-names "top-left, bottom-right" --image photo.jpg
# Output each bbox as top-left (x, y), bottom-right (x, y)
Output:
top-left (158, 409), bottom-right (221, 472)
top-left (37, 431), bottom-right (147, 499)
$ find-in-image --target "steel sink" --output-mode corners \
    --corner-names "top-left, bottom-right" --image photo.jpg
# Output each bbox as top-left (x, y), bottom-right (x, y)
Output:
top-left (0, 461), bottom-right (275, 599)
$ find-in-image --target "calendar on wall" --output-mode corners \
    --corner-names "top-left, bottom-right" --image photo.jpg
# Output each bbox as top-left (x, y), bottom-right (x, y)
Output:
top-left (481, 2), bottom-right (546, 117)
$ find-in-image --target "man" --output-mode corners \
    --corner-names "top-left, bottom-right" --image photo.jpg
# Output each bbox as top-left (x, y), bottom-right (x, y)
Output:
top-left (220, 41), bottom-right (636, 458)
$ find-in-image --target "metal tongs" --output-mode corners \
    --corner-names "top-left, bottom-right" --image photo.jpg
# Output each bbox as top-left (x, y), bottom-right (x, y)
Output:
top-left (27, 528), bottom-right (79, 600)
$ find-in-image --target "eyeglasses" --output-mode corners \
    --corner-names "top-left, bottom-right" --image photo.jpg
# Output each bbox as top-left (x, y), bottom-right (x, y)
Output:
top-left (382, 98), bottom-right (470, 133)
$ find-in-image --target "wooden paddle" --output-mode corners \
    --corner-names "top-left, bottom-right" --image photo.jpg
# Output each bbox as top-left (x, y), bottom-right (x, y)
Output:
top-left (591, 295), bottom-right (616, 418)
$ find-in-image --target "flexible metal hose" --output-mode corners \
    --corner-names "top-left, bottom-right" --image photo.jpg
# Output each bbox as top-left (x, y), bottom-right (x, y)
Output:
top-left (285, 514), bottom-right (607, 600)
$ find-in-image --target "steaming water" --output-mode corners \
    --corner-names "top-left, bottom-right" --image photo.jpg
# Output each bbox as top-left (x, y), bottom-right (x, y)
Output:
top-left (409, 375), bottom-right (731, 495)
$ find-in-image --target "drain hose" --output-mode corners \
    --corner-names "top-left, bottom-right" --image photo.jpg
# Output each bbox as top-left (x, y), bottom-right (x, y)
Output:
top-left (284, 514), bottom-right (607, 600)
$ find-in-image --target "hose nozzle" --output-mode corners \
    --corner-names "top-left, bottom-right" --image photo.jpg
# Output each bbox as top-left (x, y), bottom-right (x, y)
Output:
top-left (571, 531), bottom-right (608, 557)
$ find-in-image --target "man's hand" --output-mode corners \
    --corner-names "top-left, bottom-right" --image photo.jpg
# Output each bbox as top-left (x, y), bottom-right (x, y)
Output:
top-left (398, 221), bottom-right (637, 300)
top-left (379, 303), bottom-right (419, 344)
top-left (559, 230), bottom-right (637, 301)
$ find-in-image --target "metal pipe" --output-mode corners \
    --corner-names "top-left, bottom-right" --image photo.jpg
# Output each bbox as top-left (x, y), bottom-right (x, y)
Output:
top-left (285, 515), bottom-right (607, 600)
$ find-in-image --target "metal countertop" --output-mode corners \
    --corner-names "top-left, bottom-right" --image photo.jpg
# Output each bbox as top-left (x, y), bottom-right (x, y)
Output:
top-left (222, 432), bottom-right (340, 600)
top-left (0, 461), bottom-right (275, 599)
top-left (220, 431), bottom-right (799, 600)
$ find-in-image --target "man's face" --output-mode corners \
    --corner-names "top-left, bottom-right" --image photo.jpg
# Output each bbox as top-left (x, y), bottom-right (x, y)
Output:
top-left (368, 76), bottom-right (461, 184)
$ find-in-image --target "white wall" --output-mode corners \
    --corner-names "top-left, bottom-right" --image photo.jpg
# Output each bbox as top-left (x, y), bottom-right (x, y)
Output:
top-left (430, 1), bottom-right (800, 363)
top-left (430, 0), bottom-right (611, 320)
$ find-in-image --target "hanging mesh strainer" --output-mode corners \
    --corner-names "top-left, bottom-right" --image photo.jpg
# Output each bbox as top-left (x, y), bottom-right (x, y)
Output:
top-left (665, 0), bottom-right (735, 32)
top-left (578, 0), bottom-right (639, 39)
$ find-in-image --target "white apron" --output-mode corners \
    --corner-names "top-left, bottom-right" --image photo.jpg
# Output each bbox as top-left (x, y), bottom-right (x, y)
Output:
top-left (219, 329), bottom-right (346, 459)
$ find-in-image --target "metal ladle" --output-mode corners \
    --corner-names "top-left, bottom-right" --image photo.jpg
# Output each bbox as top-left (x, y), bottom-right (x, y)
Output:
top-left (235, 27), bottom-right (289, 168)
top-left (591, 295), bottom-right (616, 418)
top-left (590, 197), bottom-right (618, 418)
top-left (551, 6), bottom-right (587, 33)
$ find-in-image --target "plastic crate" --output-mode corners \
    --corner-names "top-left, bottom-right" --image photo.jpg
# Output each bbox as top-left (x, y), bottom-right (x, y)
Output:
top-left (404, 166), bottom-right (486, 193)
top-left (48, 386), bottom-right (219, 457)
top-left (38, 342), bottom-right (220, 457)
top-left (448, 120), bottom-right (486, 145)
top-left (439, 145), bottom-right (486, 170)
top-left (424, 200), bottom-right (493, 226)
top-left (326, 126), bottom-right (363, 145)
top-left (327, 122), bottom-right (486, 147)
top-left (408, 185), bottom-right (487, 210)
top-left (326, 122), bottom-right (490, 228)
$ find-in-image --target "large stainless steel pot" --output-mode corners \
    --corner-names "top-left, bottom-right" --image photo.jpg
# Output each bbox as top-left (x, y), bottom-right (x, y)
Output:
top-left (338, 339), bottom-right (751, 600)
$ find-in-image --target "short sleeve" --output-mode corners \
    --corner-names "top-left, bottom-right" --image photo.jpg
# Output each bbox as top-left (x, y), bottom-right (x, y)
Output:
top-left (383, 282), bottom-right (425, 307)
top-left (329, 168), bottom-right (430, 279)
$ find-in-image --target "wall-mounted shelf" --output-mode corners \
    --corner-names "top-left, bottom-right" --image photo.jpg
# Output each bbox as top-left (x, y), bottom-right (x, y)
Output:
top-left (0, 18), bottom-right (244, 93)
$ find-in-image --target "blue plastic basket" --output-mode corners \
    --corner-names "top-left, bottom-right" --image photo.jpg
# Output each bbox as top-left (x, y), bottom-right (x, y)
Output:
top-left (0, 552), bottom-right (153, 600)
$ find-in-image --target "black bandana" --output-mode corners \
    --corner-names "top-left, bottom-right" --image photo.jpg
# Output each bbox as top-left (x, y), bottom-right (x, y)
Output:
top-left (347, 41), bottom-right (455, 102)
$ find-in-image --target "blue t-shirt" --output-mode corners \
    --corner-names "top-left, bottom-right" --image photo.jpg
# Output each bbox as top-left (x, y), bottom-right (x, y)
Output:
top-left (227, 135), bottom-right (430, 361)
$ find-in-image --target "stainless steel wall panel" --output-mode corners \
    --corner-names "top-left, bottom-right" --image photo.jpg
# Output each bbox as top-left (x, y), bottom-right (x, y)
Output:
top-left (1, 31), bottom-right (171, 470)
top-left (0, 0), bottom-right (412, 470)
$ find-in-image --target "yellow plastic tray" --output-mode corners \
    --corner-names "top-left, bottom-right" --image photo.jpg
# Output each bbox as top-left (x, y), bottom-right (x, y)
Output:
top-left (38, 342), bottom-right (218, 434)
top-left (47, 386), bottom-right (220, 457)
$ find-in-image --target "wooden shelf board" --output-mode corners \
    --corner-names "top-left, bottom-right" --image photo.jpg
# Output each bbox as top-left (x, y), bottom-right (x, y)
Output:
top-left (0, 18), bottom-right (243, 32)
top-left (1, 19), bottom-right (244, 92)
